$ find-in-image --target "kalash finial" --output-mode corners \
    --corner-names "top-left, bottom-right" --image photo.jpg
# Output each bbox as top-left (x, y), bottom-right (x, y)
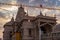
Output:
top-left (40, 4), bottom-right (43, 8)
top-left (45, 13), bottom-right (46, 16)
top-left (11, 13), bottom-right (14, 22)
top-left (40, 11), bottom-right (43, 16)
top-left (54, 14), bottom-right (56, 18)
top-left (20, 4), bottom-right (23, 8)
top-left (18, 4), bottom-right (24, 10)
top-left (39, 4), bottom-right (43, 16)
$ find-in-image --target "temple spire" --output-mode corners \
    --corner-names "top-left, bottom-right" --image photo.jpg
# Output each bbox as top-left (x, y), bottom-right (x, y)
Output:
top-left (18, 4), bottom-right (24, 12)
top-left (15, 4), bottom-right (26, 22)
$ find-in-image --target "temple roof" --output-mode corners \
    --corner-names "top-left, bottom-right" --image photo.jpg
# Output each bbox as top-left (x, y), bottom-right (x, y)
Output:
top-left (24, 16), bottom-right (36, 20)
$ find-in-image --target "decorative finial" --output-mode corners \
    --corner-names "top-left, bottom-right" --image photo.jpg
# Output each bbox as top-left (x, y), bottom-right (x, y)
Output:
top-left (20, 4), bottom-right (22, 7)
top-left (45, 13), bottom-right (46, 16)
top-left (11, 13), bottom-right (14, 21)
top-left (27, 9), bottom-right (28, 16)
top-left (11, 17), bottom-right (14, 22)
top-left (40, 11), bottom-right (43, 16)
top-left (40, 4), bottom-right (43, 8)
top-left (39, 4), bottom-right (43, 16)
top-left (54, 14), bottom-right (56, 18)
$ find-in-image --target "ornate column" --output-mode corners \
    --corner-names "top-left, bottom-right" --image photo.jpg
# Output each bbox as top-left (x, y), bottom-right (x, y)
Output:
top-left (38, 20), bottom-right (41, 40)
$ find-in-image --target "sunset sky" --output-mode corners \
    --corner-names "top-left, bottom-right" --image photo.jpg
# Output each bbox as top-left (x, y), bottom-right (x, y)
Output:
top-left (0, 0), bottom-right (60, 40)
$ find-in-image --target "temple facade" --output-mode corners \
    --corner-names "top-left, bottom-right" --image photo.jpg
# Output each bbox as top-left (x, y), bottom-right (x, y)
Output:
top-left (3, 6), bottom-right (56, 40)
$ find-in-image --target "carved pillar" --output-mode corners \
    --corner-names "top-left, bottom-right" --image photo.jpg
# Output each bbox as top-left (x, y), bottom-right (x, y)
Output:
top-left (38, 20), bottom-right (41, 40)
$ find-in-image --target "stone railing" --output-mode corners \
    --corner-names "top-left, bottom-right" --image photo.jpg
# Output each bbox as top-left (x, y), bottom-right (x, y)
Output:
top-left (41, 32), bottom-right (60, 40)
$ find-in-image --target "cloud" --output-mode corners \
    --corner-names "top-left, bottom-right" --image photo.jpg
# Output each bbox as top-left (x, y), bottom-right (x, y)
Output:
top-left (0, 6), bottom-right (18, 19)
top-left (0, 12), bottom-right (6, 18)
top-left (29, 0), bottom-right (35, 3)
top-left (27, 8), bottom-right (40, 16)
top-left (58, 0), bottom-right (60, 1)
top-left (17, 0), bottom-right (29, 4)
top-left (0, 0), bottom-right (17, 3)
top-left (44, 0), bottom-right (49, 2)
top-left (0, 11), bottom-right (11, 19)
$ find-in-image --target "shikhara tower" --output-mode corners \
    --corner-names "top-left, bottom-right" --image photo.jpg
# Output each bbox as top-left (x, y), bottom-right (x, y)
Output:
top-left (3, 5), bottom-right (56, 40)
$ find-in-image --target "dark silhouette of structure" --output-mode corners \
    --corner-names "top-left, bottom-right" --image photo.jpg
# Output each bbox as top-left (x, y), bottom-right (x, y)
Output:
top-left (3, 5), bottom-right (56, 40)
